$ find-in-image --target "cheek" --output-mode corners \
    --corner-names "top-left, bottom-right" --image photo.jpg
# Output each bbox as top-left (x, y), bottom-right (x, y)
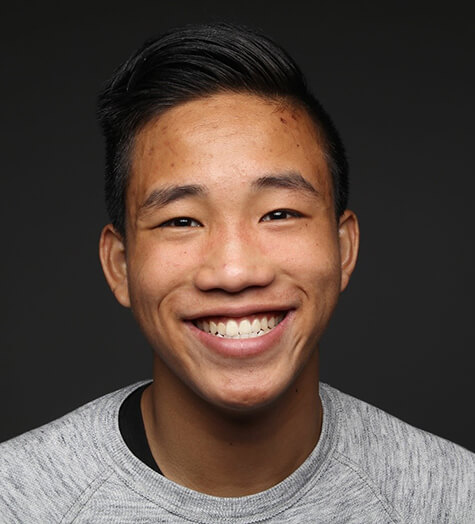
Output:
top-left (261, 226), bottom-right (341, 283)
top-left (127, 239), bottom-right (195, 311)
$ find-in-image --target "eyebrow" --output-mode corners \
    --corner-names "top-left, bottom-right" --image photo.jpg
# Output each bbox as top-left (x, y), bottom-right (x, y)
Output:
top-left (138, 184), bottom-right (207, 215)
top-left (251, 172), bottom-right (320, 197)
top-left (138, 171), bottom-right (319, 216)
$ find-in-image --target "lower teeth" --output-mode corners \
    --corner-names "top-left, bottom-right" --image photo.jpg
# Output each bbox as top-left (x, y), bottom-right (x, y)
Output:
top-left (214, 330), bottom-right (267, 339)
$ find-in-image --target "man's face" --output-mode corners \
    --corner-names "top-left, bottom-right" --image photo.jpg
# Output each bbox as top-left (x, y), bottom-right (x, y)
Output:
top-left (101, 92), bottom-right (358, 412)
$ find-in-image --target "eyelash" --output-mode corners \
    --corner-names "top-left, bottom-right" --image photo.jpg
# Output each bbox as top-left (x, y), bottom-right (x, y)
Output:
top-left (159, 217), bottom-right (202, 228)
top-left (260, 209), bottom-right (303, 222)
top-left (158, 209), bottom-right (302, 228)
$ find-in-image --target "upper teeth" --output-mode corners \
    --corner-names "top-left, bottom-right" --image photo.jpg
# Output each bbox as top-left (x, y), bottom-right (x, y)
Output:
top-left (195, 314), bottom-right (285, 339)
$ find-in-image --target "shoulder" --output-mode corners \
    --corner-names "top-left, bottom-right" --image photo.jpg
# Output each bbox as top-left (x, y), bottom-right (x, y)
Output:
top-left (322, 383), bottom-right (475, 523)
top-left (0, 383), bottom-right (141, 522)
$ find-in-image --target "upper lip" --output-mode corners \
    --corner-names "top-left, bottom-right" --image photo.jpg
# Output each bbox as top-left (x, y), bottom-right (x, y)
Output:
top-left (184, 304), bottom-right (293, 321)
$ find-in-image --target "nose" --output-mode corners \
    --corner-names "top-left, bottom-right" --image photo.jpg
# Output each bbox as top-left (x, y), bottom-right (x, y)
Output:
top-left (194, 225), bottom-right (275, 293)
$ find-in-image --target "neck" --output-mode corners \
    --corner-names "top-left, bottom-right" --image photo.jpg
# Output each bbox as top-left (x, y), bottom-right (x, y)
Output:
top-left (141, 350), bottom-right (322, 497)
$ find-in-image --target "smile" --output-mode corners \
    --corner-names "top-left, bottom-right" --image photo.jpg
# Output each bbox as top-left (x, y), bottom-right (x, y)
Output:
top-left (194, 313), bottom-right (286, 339)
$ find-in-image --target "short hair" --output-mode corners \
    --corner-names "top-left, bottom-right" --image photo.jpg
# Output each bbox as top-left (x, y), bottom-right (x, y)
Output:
top-left (97, 23), bottom-right (348, 236)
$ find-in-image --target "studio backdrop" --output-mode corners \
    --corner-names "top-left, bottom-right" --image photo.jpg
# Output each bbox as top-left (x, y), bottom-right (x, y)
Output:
top-left (1, 1), bottom-right (473, 451)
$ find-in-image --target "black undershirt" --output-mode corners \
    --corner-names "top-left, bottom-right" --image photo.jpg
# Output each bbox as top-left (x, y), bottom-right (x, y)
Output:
top-left (118, 384), bottom-right (163, 475)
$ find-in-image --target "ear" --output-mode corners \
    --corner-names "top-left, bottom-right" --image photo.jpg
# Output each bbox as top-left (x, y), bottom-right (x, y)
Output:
top-left (99, 224), bottom-right (131, 307)
top-left (338, 210), bottom-right (360, 292)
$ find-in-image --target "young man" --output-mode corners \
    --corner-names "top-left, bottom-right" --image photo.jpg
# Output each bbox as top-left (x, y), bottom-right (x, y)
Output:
top-left (1, 24), bottom-right (473, 523)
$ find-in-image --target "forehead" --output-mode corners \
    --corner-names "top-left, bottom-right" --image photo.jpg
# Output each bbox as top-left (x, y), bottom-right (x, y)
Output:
top-left (128, 92), bottom-right (332, 206)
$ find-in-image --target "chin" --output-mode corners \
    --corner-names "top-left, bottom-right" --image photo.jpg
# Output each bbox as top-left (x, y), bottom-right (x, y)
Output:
top-left (202, 376), bottom-right (289, 414)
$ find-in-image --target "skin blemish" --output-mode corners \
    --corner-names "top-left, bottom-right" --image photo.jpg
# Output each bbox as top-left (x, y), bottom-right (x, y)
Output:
top-left (280, 116), bottom-right (287, 124)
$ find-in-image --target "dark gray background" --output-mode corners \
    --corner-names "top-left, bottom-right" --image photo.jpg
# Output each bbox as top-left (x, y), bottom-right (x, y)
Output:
top-left (1, 2), bottom-right (474, 451)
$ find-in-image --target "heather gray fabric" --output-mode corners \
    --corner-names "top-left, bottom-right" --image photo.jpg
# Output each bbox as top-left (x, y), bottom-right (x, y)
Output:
top-left (1, 382), bottom-right (473, 523)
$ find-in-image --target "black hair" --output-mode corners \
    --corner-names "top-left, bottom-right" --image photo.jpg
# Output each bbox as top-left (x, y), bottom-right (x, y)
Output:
top-left (97, 23), bottom-right (348, 236)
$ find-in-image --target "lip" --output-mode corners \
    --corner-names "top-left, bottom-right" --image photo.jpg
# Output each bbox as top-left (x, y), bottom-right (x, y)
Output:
top-left (185, 304), bottom-right (291, 321)
top-left (186, 310), bottom-right (294, 358)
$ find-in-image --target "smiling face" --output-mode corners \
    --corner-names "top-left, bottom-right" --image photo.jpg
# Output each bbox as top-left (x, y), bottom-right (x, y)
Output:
top-left (100, 92), bottom-right (358, 412)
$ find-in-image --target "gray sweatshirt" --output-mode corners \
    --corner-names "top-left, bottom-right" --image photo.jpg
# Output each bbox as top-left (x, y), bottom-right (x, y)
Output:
top-left (0, 382), bottom-right (473, 523)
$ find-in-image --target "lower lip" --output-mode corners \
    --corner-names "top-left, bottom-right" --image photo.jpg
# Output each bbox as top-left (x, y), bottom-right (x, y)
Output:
top-left (187, 311), bottom-right (293, 358)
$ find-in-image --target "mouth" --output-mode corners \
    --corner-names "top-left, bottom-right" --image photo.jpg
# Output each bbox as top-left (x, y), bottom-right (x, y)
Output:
top-left (193, 312), bottom-right (286, 339)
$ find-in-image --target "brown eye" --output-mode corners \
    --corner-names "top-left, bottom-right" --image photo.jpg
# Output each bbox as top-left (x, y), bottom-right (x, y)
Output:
top-left (159, 217), bottom-right (202, 227)
top-left (261, 209), bottom-right (302, 222)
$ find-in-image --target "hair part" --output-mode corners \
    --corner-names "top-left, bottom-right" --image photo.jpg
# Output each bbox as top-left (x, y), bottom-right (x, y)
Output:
top-left (97, 23), bottom-right (349, 236)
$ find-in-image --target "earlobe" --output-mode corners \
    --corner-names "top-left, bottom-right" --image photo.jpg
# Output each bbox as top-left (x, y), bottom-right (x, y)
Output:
top-left (99, 224), bottom-right (131, 307)
top-left (338, 210), bottom-right (360, 292)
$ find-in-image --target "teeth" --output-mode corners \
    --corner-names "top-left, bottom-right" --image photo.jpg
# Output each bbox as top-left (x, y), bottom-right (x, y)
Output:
top-left (251, 318), bottom-right (260, 332)
top-left (239, 319), bottom-right (251, 334)
top-left (195, 313), bottom-right (285, 339)
top-left (225, 320), bottom-right (238, 337)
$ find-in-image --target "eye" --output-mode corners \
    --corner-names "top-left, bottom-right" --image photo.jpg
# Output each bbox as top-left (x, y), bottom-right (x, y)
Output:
top-left (260, 209), bottom-right (302, 222)
top-left (159, 217), bottom-right (202, 228)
